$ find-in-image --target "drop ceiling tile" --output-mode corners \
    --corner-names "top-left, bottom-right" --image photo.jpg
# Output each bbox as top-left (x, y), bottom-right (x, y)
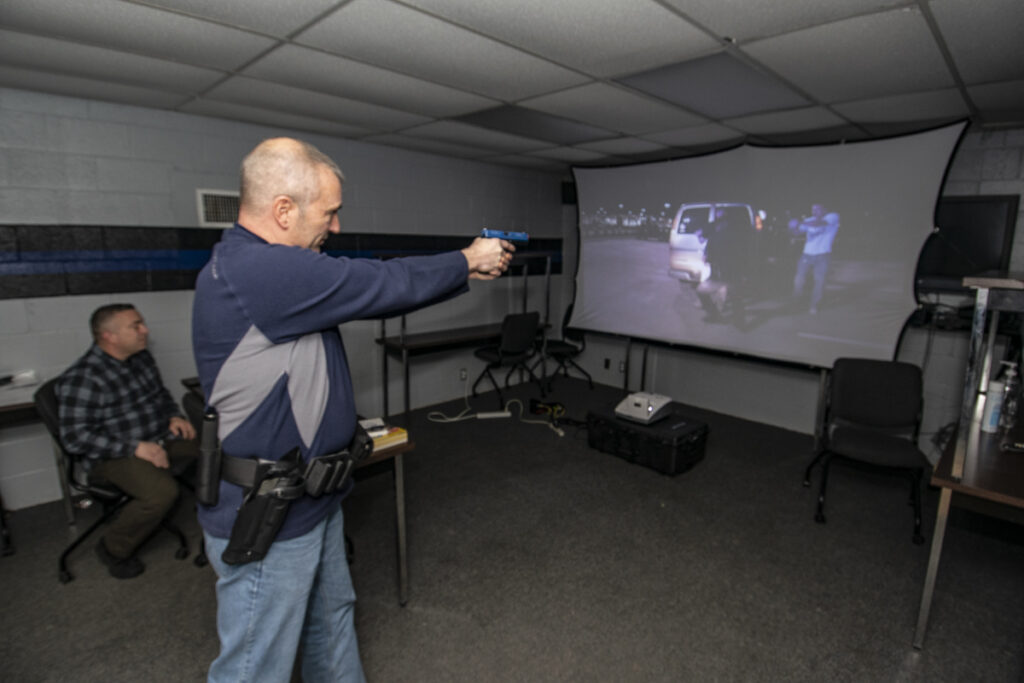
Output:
top-left (529, 147), bottom-right (609, 163)
top-left (362, 134), bottom-right (493, 159)
top-left (0, 30), bottom-right (224, 93)
top-left (520, 82), bottom-right (706, 135)
top-left (618, 52), bottom-right (808, 119)
top-left (180, 99), bottom-right (372, 138)
top-left (401, 0), bottom-right (720, 77)
top-left (203, 77), bottom-right (431, 131)
top-left (244, 45), bottom-right (498, 118)
top-left (930, 0), bottom-right (1024, 84)
top-left (967, 80), bottom-right (1024, 124)
top-left (400, 121), bottom-right (553, 154)
top-left (0, 66), bottom-right (192, 110)
top-left (0, 0), bottom-right (277, 71)
top-left (576, 138), bottom-right (668, 156)
top-left (454, 105), bottom-right (615, 145)
top-left (664, 0), bottom-right (908, 43)
top-left (642, 122), bottom-right (743, 147)
top-left (742, 7), bottom-right (953, 103)
top-left (725, 106), bottom-right (847, 134)
top-left (295, 0), bottom-right (588, 101)
top-left (138, 0), bottom-right (341, 38)
top-left (832, 89), bottom-right (969, 123)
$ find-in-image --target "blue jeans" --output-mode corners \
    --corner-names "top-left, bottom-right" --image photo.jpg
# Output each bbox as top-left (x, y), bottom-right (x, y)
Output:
top-left (793, 252), bottom-right (831, 310)
top-left (204, 505), bottom-right (365, 683)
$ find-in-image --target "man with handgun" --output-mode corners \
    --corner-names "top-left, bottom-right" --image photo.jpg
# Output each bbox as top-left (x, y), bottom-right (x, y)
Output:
top-left (192, 137), bottom-right (512, 682)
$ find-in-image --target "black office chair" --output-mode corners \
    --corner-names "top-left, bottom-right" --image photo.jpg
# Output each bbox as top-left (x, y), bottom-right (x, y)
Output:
top-left (34, 378), bottom-right (190, 583)
top-left (540, 303), bottom-right (593, 391)
top-left (803, 358), bottom-right (931, 544)
top-left (471, 311), bottom-right (545, 409)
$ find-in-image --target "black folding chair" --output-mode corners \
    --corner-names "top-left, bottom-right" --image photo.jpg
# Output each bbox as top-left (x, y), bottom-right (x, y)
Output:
top-left (803, 358), bottom-right (931, 544)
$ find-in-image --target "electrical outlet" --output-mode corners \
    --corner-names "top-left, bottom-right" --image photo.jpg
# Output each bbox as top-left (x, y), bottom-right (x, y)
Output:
top-left (459, 368), bottom-right (467, 381)
top-left (618, 361), bottom-right (625, 373)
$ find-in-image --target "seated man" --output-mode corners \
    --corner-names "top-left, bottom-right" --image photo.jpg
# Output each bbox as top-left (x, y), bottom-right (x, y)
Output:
top-left (56, 303), bottom-right (197, 579)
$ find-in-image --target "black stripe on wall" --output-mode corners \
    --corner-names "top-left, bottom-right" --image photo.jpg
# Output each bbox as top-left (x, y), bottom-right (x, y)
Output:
top-left (0, 225), bottom-right (562, 300)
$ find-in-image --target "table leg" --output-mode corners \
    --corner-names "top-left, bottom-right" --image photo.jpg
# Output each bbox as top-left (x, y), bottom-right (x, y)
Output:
top-left (1, 493), bottom-right (12, 557)
top-left (394, 453), bottom-right (408, 606)
top-left (913, 486), bottom-right (952, 649)
top-left (402, 348), bottom-right (410, 421)
top-left (381, 320), bottom-right (389, 419)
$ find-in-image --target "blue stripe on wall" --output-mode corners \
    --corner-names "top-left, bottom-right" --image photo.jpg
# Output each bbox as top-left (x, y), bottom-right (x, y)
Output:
top-left (0, 225), bottom-right (562, 300)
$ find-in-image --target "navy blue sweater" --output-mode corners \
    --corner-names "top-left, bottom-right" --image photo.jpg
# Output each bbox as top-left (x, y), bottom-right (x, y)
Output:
top-left (192, 224), bottom-right (468, 539)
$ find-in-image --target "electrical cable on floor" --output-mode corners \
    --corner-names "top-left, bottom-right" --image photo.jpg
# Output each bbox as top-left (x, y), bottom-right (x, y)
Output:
top-left (427, 373), bottom-right (476, 423)
top-left (503, 398), bottom-right (564, 437)
top-left (426, 377), bottom-right (566, 436)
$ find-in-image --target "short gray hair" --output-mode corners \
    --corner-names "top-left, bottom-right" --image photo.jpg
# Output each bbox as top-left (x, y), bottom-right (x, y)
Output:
top-left (239, 138), bottom-right (345, 212)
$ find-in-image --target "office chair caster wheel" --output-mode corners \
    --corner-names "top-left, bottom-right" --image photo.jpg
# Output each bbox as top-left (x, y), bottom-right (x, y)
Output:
top-left (59, 570), bottom-right (72, 584)
top-left (913, 534), bottom-right (924, 545)
top-left (814, 512), bottom-right (825, 524)
top-left (175, 547), bottom-right (189, 560)
top-left (194, 554), bottom-right (208, 568)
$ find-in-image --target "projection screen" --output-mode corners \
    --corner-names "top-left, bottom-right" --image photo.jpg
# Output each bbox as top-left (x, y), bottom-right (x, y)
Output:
top-left (570, 122), bottom-right (966, 369)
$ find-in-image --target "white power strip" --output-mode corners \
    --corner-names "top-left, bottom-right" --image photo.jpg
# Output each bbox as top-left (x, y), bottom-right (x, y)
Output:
top-left (477, 410), bottom-right (511, 419)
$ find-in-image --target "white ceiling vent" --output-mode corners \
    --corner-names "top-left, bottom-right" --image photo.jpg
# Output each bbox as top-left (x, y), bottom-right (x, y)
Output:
top-left (196, 189), bottom-right (239, 227)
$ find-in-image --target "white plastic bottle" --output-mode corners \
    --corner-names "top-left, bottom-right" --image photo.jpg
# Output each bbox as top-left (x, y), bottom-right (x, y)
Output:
top-left (982, 379), bottom-right (1004, 433)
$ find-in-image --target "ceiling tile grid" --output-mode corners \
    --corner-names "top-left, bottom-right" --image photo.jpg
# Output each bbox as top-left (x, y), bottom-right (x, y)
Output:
top-left (295, 0), bottom-right (588, 101)
top-left (399, 0), bottom-right (721, 77)
top-left (0, 0), bottom-right (1020, 171)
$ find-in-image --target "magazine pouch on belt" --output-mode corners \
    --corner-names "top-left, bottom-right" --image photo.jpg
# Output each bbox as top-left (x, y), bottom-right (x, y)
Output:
top-left (302, 424), bottom-right (373, 497)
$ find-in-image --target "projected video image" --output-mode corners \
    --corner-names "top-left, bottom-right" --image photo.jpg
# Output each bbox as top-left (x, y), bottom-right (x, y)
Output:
top-left (571, 123), bottom-right (966, 369)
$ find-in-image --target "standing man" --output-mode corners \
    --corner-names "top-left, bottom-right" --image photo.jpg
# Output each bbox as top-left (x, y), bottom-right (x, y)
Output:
top-left (57, 303), bottom-right (197, 579)
top-left (792, 203), bottom-right (840, 314)
top-left (192, 137), bottom-right (511, 682)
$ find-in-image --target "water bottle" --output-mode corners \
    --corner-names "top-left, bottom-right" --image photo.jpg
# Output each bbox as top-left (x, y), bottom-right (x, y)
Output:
top-left (999, 361), bottom-right (1019, 432)
top-left (982, 380), bottom-right (1003, 433)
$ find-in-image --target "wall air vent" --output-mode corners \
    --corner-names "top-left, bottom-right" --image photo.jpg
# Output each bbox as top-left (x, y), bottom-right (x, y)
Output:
top-left (196, 189), bottom-right (239, 227)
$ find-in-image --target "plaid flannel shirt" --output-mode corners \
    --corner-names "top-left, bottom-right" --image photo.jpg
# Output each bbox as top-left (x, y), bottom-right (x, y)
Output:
top-left (56, 345), bottom-right (182, 467)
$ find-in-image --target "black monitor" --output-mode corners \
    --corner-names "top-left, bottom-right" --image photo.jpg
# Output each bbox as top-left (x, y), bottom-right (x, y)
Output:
top-left (916, 195), bottom-right (1020, 296)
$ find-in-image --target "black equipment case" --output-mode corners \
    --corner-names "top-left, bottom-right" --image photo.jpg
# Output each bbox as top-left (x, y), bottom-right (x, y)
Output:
top-left (586, 401), bottom-right (708, 475)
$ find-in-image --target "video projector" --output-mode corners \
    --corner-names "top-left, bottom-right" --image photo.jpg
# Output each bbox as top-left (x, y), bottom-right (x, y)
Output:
top-left (614, 392), bottom-right (673, 425)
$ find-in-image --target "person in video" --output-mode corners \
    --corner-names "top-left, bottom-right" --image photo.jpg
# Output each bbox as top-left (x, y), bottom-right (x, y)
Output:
top-left (791, 203), bottom-right (840, 314)
top-left (698, 206), bottom-right (748, 323)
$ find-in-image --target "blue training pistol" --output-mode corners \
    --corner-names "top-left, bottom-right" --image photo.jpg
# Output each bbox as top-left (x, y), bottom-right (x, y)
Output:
top-left (481, 228), bottom-right (529, 243)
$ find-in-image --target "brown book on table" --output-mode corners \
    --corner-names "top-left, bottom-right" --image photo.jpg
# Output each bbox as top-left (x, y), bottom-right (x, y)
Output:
top-left (372, 426), bottom-right (408, 450)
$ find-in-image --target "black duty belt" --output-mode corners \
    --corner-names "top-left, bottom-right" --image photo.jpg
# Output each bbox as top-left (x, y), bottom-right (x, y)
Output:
top-left (221, 449), bottom-right (355, 499)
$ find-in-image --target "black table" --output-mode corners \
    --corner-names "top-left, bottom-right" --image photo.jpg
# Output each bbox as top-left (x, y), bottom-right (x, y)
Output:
top-left (376, 320), bottom-right (503, 419)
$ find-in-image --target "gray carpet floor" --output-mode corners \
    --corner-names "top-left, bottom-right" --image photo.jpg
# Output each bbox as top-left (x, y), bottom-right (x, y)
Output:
top-left (2, 378), bottom-right (1022, 682)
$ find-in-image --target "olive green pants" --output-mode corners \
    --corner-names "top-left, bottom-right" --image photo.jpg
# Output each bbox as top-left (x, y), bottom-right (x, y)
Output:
top-left (91, 440), bottom-right (197, 559)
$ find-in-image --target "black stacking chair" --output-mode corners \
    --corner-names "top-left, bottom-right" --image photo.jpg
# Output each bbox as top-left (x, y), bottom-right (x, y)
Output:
top-left (34, 378), bottom-right (190, 582)
top-left (180, 389), bottom-right (209, 567)
top-left (472, 311), bottom-right (545, 409)
top-left (803, 358), bottom-right (931, 544)
top-left (541, 303), bottom-right (592, 391)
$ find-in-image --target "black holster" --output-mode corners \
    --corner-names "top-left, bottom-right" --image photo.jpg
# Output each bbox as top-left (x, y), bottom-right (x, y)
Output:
top-left (221, 449), bottom-right (305, 566)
